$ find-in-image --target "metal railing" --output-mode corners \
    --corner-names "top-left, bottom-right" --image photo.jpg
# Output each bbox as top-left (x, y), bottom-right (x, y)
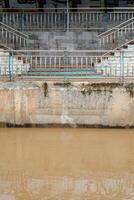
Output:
top-left (0, 9), bottom-right (104, 31)
top-left (0, 22), bottom-right (29, 49)
top-left (1, 7), bottom-right (134, 31)
top-left (0, 49), bottom-right (134, 82)
top-left (98, 17), bottom-right (134, 49)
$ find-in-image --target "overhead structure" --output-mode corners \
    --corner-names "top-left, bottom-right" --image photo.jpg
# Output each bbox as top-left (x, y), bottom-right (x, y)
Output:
top-left (104, 0), bottom-right (119, 7)
top-left (2, 0), bottom-right (133, 8)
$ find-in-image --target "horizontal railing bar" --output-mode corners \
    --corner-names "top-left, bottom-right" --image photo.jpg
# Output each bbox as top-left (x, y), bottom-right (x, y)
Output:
top-left (2, 11), bottom-right (134, 14)
top-left (108, 11), bottom-right (134, 13)
top-left (1, 11), bottom-right (104, 13)
top-left (0, 49), bottom-right (122, 53)
top-left (0, 28), bottom-right (28, 39)
top-left (21, 28), bottom-right (104, 30)
top-left (1, 7), bottom-right (134, 10)
top-left (99, 26), bottom-right (134, 39)
top-left (1, 11), bottom-right (134, 14)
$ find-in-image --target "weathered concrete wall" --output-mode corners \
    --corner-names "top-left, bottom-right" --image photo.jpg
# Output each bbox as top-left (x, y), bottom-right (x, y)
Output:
top-left (31, 32), bottom-right (99, 50)
top-left (0, 81), bottom-right (134, 127)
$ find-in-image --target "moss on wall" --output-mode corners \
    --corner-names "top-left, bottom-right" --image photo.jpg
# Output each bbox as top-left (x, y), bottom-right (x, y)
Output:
top-left (53, 81), bottom-right (71, 87)
top-left (80, 82), bottom-right (134, 98)
top-left (125, 83), bottom-right (134, 98)
top-left (80, 83), bottom-right (122, 95)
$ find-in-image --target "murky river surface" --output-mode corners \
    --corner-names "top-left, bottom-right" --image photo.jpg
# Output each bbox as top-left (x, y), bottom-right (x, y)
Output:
top-left (0, 128), bottom-right (134, 200)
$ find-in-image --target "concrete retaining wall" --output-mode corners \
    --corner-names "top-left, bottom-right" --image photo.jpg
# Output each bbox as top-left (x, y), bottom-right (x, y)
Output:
top-left (0, 81), bottom-right (134, 127)
top-left (32, 32), bottom-right (99, 50)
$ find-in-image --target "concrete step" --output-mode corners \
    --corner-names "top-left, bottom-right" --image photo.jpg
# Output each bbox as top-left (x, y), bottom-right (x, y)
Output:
top-left (30, 67), bottom-right (96, 72)
top-left (27, 67), bottom-right (102, 77)
top-left (28, 71), bottom-right (99, 75)
top-left (22, 74), bottom-right (103, 79)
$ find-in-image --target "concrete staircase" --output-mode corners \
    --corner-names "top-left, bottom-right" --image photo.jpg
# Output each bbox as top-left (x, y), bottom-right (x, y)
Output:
top-left (25, 66), bottom-right (102, 79)
top-left (0, 22), bottom-right (31, 77)
top-left (96, 44), bottom-right (134, 77)
top-left (0, 50), bottom-right (30, 76)
top-left (98, 17), bottom-right (134, 50)
top-left (95, 16), bottom-right (134, 78)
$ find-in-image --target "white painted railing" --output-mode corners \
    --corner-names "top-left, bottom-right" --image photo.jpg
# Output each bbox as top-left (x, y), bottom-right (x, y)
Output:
top-left (0, 22), bottom-right (29, 49)
top-left (0, 10), bottom-right (104, 31)
top-left (98, 17), bottom-right (134, 48)
top-left (1, 8), bottom-right (134, 31)
top-left (0, 49), bottom-right (133, 82)
top-left (0, 50), bottom-right (105, 74)
top-left (109, 11), bottom-right (134, 22)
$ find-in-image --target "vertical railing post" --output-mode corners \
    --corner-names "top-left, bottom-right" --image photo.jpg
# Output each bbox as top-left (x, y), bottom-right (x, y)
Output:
top-left (20, 10), bottom-right (24, 31)
top-left (103, 12), bottom-right (109, 31)
top-left (8, 49), bottom-right (13, 81)
top-left (26, 35), bottom-right (29, 50)
top-left (0, 10), bottom-right (2, 23)
top-left (64, 49), bottom-right (68, 79)
top-left (67, 0), bottom-right (69, 31)
top-left (11, 50), bottom-right (14, 80)
top-left (120, 49), bottom-right (125, 83)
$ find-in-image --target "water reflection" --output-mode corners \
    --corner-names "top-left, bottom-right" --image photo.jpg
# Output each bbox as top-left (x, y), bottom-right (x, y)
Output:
top-left (0, 128), bottom-right (134, 200)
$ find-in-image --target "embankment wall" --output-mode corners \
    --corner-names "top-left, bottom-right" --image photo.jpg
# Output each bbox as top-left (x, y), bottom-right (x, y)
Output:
top-left (0, 81), bottom-right (134, 127)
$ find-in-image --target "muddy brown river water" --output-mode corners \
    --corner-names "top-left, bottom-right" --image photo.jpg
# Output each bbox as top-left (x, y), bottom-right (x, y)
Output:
top-left (0, 128), bottom-right (134, 200)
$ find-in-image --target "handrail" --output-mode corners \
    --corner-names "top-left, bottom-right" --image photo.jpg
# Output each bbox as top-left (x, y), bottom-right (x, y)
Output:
top-left (102, 38), bottom-right (134, 56)
top-left (1, 7), bottom-right (134, 11)
top-left (0, 22), bottom-right (28, 38)
top-left (0, 49), bottom-right (120, 53)
top-left (101, 20), bottom-right (134, 40)
top-left (98, 17), bottom-right (134, 38)
top-left (1, 9), bottom-right (133, 13)
top-left (0, 43), bottom-right (11, 50)
top-left (115, 38), bottom-right (134, 50)
top-left (0, 22), bottom-right (29, 49)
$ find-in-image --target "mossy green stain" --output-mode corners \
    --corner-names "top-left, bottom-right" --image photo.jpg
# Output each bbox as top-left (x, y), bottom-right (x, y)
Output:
top-left (54, 82), bottom-right (71, 87)
top-left (125, 83), bottom-right (134, 98)
top-left (80, 83), bottom-right (122, 95)
top-left (80, 83), bottom-right (134, 98)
